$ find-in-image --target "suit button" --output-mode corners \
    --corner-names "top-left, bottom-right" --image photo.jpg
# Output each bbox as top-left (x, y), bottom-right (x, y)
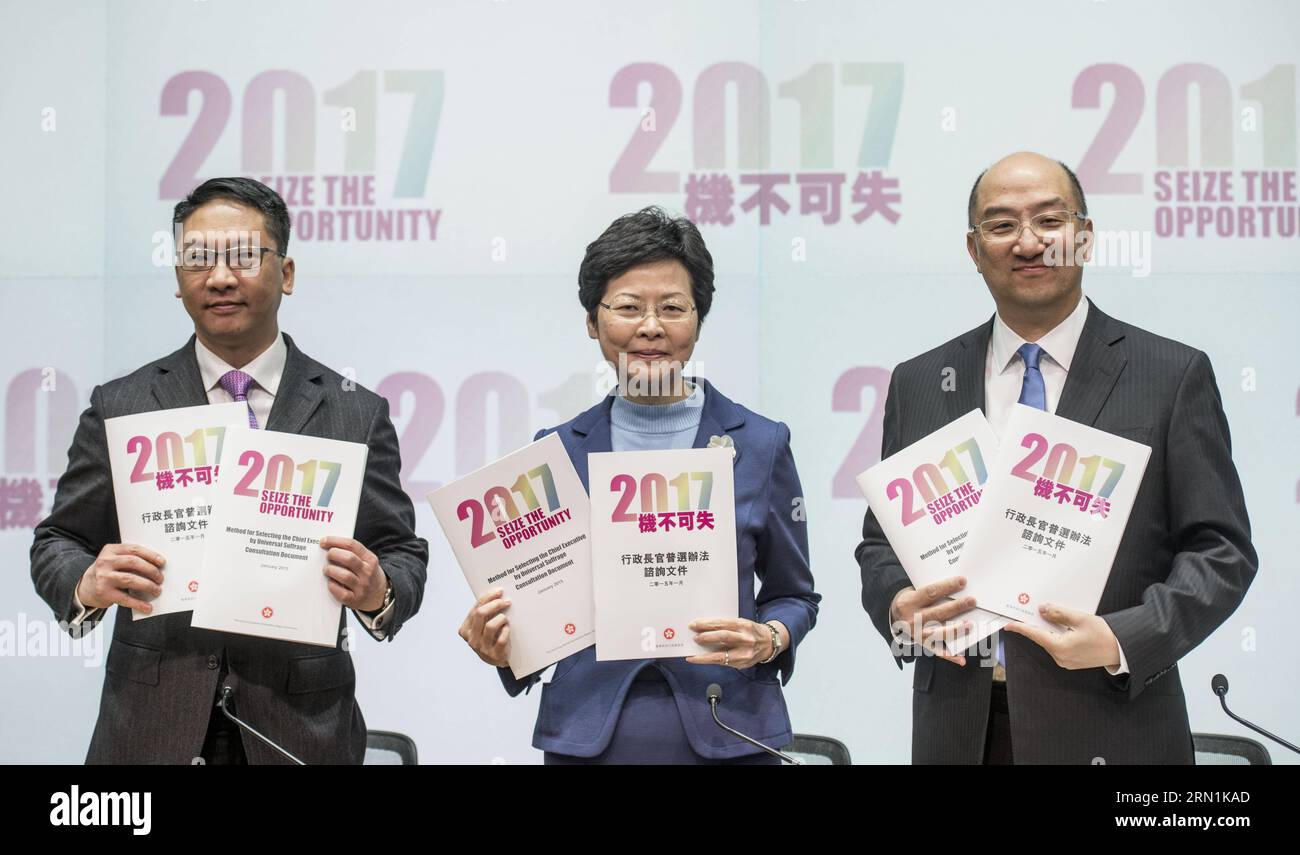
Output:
top-left (206, 655), bottom-right (219, 670)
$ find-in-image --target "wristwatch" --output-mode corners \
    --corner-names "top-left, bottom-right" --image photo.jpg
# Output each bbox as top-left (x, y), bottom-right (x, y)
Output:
top-left (759, 621), bottom-right (783, 665)
top-left (366, 577), bottom-right (393, 616)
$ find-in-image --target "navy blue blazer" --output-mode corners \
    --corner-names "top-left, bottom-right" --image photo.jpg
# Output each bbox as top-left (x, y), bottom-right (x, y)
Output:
top-left (498, 379), bottom-right (819, 759)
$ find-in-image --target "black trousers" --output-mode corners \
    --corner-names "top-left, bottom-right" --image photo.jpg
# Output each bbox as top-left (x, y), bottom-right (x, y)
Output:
top-left (199, 699), bottom-right (247, 765)
top-left (200, 656), bottom-right (247, 765)
top-left (983, 681), bottom-right (1013, 765)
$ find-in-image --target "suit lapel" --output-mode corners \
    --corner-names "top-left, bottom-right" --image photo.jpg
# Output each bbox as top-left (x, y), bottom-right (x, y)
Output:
top-left (690, 379), bottom-right (745, 466)
top-left (1056, 300), bottom-right (1127, 428)
top-left (150, 332), bottom-right (325, 432)
top-left (945, 318), bottom-right (992, 422)
top-left (568, 395), bottom-right (615, 491)
top-left (151, 337), bottom-right (209, 411)
top-left (265, 333), bottom-right (324, 434)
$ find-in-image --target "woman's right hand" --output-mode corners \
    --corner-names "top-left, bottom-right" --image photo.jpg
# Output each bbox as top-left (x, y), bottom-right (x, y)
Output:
top-left (458, 588), bottom-right (513, 667)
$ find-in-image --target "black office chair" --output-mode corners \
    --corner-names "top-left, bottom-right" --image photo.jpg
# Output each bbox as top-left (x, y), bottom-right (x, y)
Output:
top-left (783, 733), bottom-right (852, 765)
top-left (1192, 732), bottom-right (1271, 765)
top-left (364, 730), bottom-right (418, 765)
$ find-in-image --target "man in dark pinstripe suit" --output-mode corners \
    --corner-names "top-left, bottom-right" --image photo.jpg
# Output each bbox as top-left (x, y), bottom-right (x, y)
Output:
top-left (30, 178), bottom-right (428, 764)
top-left (857, 152), bottom-right (1257, 764)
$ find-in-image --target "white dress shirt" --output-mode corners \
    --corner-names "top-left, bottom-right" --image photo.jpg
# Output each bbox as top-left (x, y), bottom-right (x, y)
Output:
top-left (72, 333), bottom-right (395, 636)
top-left (983, 293), bottom-right (1128, 676)
top-left (194, 331), bottom-right (286, 429)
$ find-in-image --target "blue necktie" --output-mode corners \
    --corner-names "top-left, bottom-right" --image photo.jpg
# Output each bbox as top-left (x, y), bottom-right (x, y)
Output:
top-left (1017, 343), bottom-right (1047, 411)
top-left (998, 343), bottom-right (1048, 670)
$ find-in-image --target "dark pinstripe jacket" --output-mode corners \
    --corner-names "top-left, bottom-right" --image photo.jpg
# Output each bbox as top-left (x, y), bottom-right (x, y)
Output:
top-left (30, 334), bottom-right (428, 764)
top-left (856, 300), bottom-right (1257, 764)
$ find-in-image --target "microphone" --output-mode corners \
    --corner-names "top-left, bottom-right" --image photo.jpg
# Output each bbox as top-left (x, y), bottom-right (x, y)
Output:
top-left (218, 686), bottom-right (307, 765)
top-left (706, 683), bottom-right (802, 765)
top-left (1211, 673), bottom-right (1299, 756)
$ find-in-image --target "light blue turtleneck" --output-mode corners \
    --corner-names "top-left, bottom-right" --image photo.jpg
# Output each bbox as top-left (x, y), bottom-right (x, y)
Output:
top-left (609, 381), bottom-right (706, 452)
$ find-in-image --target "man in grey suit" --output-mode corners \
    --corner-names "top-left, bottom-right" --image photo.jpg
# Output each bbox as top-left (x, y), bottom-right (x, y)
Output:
top-left (857, 152), bottom-right (1257, 764)
top-left (30, 177), bottom-right (428, 764)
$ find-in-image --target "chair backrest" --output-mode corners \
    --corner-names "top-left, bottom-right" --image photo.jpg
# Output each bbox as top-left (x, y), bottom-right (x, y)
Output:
top-left (1192, 732), bottom-right (1271, 765)
top-left (784, 733), bottom-right (852, 765)
top-left (364, 730), bottom-right (418, 765)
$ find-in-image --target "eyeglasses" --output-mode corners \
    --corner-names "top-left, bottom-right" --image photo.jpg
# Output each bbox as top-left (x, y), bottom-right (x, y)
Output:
top-left (177, 245), bottom-right (285, 274)
top-left (599, 299), bottom-right (697, 324)
top-left (970, 210), bottom-right (1086, 244)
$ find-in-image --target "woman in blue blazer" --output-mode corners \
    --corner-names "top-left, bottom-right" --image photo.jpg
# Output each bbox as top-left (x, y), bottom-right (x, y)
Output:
top-left (458, 207), bottom-right (820, 764)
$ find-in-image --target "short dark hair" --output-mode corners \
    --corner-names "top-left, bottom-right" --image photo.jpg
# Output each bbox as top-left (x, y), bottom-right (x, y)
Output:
top-left (967, 159), bottom-right (1087, 228)
top-left (173, 177), bottom-right (291, 253)
top-left (578, 207), bottom-right (715, 325)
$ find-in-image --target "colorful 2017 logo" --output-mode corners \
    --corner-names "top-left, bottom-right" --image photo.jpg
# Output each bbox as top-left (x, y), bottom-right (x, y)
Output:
top-left (160, 70), bottom-right (444, 199)
top-left (1010, 433), bottom-right (1125, 499)
top-left (127, 426), bottom-right (228, 486)
top-left (457, 463), bottom-right (560, 549)
top-left (609, 62), bottom-right (903, 191)
top-left (609, 471), bottom-right (713, 523)
top-left (1072, 62), bottom-right (1295, 192)
top-left (231, 451), bottom-right (344, 508)
top-left (886, 437), bottom-right (988, 527)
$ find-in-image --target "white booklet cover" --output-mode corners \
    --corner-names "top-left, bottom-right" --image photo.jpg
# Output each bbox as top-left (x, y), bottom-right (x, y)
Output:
top-left (960, 404), bottom-right (1151, 631)
top-left (428, 432), bottom-right (594, 679)
top-left (191, 427), bottom-right (368, 647)
top-left (105, 402), bottom-right (250, 619)
top-left (856, 409), bottom-right (1007, 654)
top-left (588, 447), bottom-right (738, 661)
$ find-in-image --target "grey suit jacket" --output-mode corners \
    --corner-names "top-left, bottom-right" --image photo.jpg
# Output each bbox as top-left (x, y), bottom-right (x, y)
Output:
top-left (856, 300), bottom-right (1257, 764)
top-left (30, 334), bottom-right (428, 764)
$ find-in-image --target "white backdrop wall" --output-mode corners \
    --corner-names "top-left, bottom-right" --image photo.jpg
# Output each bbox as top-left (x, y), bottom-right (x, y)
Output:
top-left (2, 0), bottom-right (1296, 763)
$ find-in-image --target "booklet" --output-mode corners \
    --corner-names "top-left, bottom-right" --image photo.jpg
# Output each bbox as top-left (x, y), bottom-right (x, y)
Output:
top-left (588, 447), bottom-right (738, 661)
top-left (105, 402), bottom-right (250, 619)
top-left (190, 428), bottom-right (368, 647)
top-left (428, 432), bottom-right (594, 679)
top-left (960, 404), bottom-right (1151, 630)
top-left (856, 409), bottom-right (1006, 654)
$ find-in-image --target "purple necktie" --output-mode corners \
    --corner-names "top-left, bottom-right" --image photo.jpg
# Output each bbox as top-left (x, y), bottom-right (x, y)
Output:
top-left (219, 369), bottom-right (259, 428)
